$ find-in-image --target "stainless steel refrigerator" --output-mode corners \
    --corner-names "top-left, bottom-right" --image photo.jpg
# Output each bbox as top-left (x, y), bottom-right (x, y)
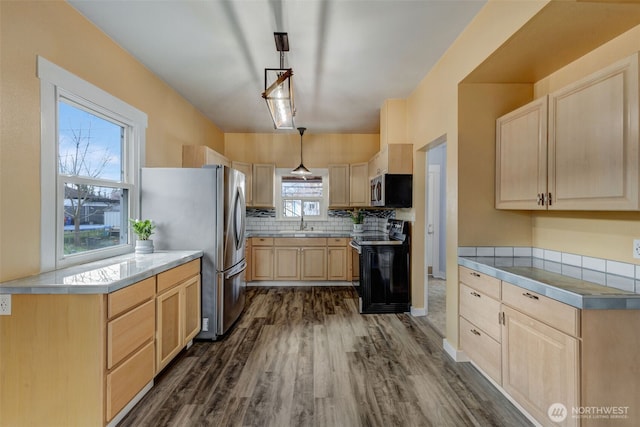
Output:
top-left (141, 166), bottom-right (246, 340)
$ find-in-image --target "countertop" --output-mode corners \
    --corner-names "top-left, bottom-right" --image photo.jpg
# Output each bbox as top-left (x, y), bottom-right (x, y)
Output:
top-left (0, 250), bottom-right (203, 295)
top-left (459, 256), bottom-right (640, 310)
top-left (248, 231), bottom-right (353, 238)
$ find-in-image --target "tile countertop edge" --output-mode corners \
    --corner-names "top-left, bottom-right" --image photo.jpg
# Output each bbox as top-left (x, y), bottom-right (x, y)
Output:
top-left (247, 232), bottom-right (353, 238)
top-left (0, 250), bottom-right (203, 295)
top-left (458, 256), bottom-right (640, 310)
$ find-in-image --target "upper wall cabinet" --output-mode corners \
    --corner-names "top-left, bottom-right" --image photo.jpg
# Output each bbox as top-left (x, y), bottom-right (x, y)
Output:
top-left (182, 145), bottom-right (230, 168)
top-left (548, 53), bottom-right (638, 210)
top-left (328, 164), bottom-right (350, 207)
top-left (495, 96), bottom-right (548, 210)
top-left (496, 52), bottom-right (640, 211)
top-left (368, 143), bottom-right (413, 177)
top-left (252, 163), bottom-right (275, 208)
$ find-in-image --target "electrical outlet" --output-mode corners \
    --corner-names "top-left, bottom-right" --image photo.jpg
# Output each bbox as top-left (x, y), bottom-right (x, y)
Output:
top-left (0, 294), bottom-right (11, 315)
top-left (634, 239), bottom-right (640, 259)
top-left (202, 317), bottom-right (209, 332)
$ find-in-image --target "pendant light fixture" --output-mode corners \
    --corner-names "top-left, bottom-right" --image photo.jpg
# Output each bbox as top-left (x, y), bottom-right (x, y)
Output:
top-left (291, 127), bottom-right (311, 175)
top-left (262, 32), bottom-right (296, 129)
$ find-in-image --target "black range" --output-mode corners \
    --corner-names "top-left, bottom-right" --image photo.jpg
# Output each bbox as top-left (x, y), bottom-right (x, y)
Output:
top-left (350, 219), bottom-right (411, 314)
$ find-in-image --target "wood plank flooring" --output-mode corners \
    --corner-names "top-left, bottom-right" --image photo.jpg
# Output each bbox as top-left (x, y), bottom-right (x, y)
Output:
top-left (119, 286), bottom-right (531, 427)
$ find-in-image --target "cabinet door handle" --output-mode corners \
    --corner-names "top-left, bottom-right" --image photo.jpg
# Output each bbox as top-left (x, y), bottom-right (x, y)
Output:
top-left (548, 192), bottom-right (553, 206)
top-left (523, 292), bottom-right (539, 300)
top-left (470, 329), bottom-right (481, 336)
top-left (470, 291), bottom-right (481, 298)
top-left (471, 272), bottom-right (481, 278)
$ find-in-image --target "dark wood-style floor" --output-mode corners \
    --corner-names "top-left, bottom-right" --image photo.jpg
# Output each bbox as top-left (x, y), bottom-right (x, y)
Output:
top-left (119, 286), bottom-right (531, 427)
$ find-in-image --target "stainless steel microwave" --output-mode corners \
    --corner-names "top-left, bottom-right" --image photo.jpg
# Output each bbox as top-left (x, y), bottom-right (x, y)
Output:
top-left (370, 174), bottom-right (412, 208)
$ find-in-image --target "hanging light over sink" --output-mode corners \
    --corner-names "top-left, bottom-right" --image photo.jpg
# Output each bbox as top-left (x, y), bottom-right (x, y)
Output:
top-left (291, 127), bottom-right (311, 175)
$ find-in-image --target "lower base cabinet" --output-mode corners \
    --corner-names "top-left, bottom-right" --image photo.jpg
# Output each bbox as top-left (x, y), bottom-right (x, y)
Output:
top-left (459, 266), bottom-right (640, 427)
top-left (0, 258), bottom-right (201, 427)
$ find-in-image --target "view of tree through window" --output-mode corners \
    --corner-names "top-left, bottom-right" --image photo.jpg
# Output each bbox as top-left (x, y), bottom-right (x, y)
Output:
top-left (58, 100), bottom-right (128, 255)
top-left (281, 176), bottom-right (323, 218)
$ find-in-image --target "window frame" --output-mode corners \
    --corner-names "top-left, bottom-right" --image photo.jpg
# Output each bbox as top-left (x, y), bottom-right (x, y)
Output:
top-left (38, 56), bottom-right (147, 271)
top-left (274, 168), bottom-right (329, 221)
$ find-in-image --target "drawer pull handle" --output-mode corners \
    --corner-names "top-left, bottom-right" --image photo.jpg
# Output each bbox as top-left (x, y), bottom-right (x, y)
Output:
top-left (470, 291), bottom-right (481, 298)
top-left (523, 292), bottom-right (539, 300)
top-left (471, 272), bottom-right (481, 278)
top-left (470, 329), bottom-right (481, 336)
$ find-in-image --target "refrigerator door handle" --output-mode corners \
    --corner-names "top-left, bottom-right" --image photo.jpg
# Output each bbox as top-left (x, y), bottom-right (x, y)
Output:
top-left (233, 187), bottom-right (246, 250)
top-left (224, 259), bottom-right (247, 279)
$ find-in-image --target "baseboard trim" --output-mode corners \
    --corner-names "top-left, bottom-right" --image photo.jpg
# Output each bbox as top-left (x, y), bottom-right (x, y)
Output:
top-left (410, 307), bottom-right (426, 317)
top-left (247, 281), bottom-right (352, 287)
top-left (442, 338), bottom-right (469, 362)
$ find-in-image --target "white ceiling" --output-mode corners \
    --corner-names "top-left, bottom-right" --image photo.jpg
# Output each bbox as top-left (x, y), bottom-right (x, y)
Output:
top-left (68, 0), bottom-right (486, 134)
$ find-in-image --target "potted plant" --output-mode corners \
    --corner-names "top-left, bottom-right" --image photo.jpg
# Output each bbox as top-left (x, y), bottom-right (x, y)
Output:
top-left (129, 218), bottom-right (156, 254)
top-left (349, 209), bottom-right (364, 233)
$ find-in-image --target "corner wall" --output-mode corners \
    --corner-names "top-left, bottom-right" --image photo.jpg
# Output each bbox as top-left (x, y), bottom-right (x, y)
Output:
top-left (0, 2), bottom-right (224, 281)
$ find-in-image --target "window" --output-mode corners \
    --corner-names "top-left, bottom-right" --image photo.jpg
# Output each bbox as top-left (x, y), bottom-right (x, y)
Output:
top-left (38, 57), bottom-right (147, 270)
top-left (275, 169), bottom-right (328, 221)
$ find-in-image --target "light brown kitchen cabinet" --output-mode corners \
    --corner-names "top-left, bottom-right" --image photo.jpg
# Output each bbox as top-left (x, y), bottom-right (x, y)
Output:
top-left (252, 163), bottom-right (275, 207)
top-left (368, 143), bottom-right (413, 177)
top-left (501, 305), bottom-right (579, 427)
top-left (548, 53), bottom-right (639, 210)
top-left (182, 144), bottom-right (230, 168)
top-left (251, 238), bottom-right (274, 280)
top-left (156, 259), bottom-right (201, 373)
top-left (301, 246), bottom-right (327, 280)
top-left (232, 160), bottom-right (253, 206)
top-left (458, 266), bottom-right (502, 384)
top-left (0, 258), bottom-right (201, 426)
top-left (495, 96), bottom-right (548, 210)
top-left (460, 264), bottom-right (640, 427)
top-left (245, 238), bottom-right (252, 282)
top-left (328, 164), bottom-right (350, 206)
top-left (327, 237), bottom-right (349, 280)
top-left (274, 246), bottom-right (301, 280)
top-left (350, 162), bottom-right (369, 206)
top-left (496, 52), bottom-right (640, 211)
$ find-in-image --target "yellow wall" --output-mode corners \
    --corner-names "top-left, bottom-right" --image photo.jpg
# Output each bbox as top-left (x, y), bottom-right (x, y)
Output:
top-left (458, 83), bottom-right (534, 246)
top-left (0, 1), bottom-right (223, 281)
top-left (405, 0), bottom-right (549, 345)
top-left (532, 24), bottom-right (640, 264)
top-left (225, 133), bottom-right (379, 167)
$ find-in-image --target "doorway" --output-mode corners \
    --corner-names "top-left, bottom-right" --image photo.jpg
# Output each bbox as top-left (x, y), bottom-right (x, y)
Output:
top-left (425, 141), bottom-right (446, 335)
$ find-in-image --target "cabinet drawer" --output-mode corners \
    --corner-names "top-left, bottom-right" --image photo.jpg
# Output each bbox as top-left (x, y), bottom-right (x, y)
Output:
top-left (460, 316), bottom-right (501, 385)
top-left (252, 237), bottom-right (273, 246)
top-left (328, 237), bottom-right (348, 246)
top-left (275, 237), bottom-right (327, 246)
top-left (459, 283), bottom-right (501, 342)
top-left (157, 259), bottom-right (201, 293)
top-left (106, 341), bottom-right (154, 422)
top-left (108, 277), bottom-right (155, 319)
top-left (502, 281), bottom-right (579, 337)
top-left (107, 300), bottom-right (155, 369)
top-left (459, 266), bottom-right (500, 299)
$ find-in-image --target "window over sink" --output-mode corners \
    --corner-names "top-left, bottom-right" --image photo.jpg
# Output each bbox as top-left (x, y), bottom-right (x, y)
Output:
top-left (275, 169), bottom-right (328, 221)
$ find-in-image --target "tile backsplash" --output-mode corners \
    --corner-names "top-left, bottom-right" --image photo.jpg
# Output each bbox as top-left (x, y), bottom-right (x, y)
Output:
top-left (458, 246), bottom-right (640, 294)
top-left (246, 208), bottom-right (394, 234)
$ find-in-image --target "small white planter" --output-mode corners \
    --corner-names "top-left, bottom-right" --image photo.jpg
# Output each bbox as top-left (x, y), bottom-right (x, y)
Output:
top-left (352, 223), bottom-right (364, 233)
top-left (135, 239), bottom-right (154, 254)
